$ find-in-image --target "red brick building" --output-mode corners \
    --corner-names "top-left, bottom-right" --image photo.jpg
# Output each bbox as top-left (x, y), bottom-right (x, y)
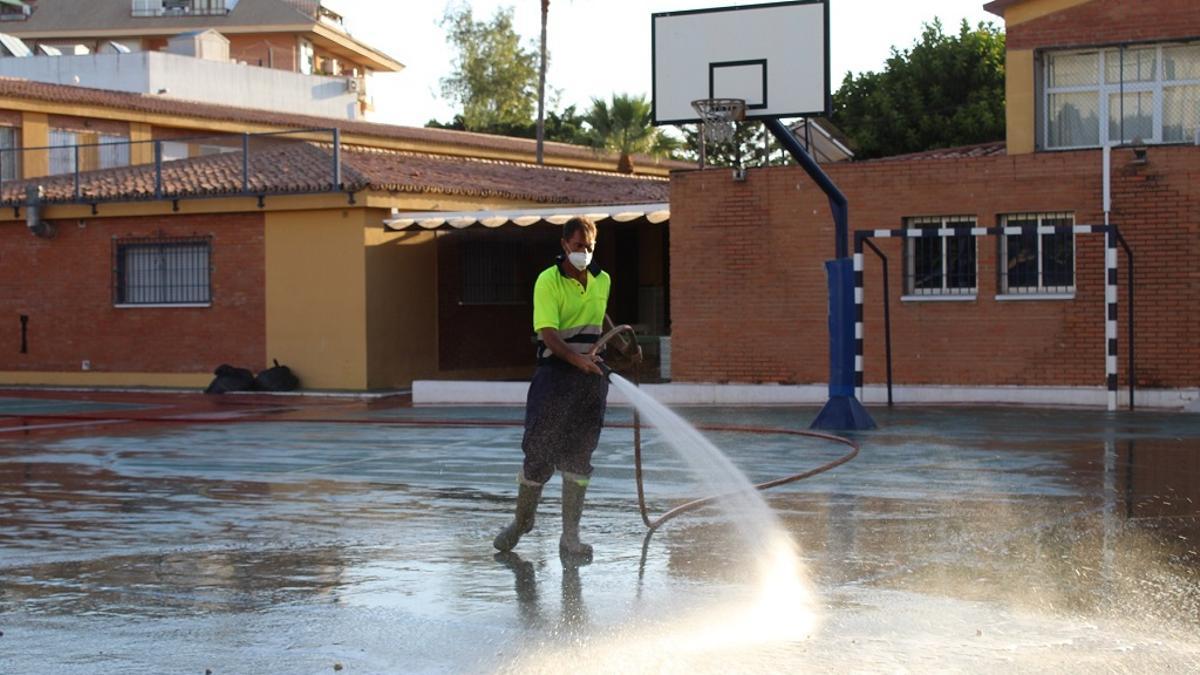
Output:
top-left (668, 0), bottom-right (1199, 408)
top-left (0, 79), bottom-right (674, 391)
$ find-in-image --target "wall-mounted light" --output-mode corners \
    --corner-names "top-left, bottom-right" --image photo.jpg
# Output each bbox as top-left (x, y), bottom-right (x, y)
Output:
top-left (1130, 144), bottom-right (1148, 165)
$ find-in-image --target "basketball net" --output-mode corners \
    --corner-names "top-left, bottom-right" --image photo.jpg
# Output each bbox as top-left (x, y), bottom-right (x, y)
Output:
top-left (691, 98), bottom-right (746, 145)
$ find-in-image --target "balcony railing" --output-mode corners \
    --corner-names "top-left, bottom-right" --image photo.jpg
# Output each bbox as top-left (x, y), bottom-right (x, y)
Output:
top-left (130, 0), bottom-right (234, 18)
top-left (0, 128), bottom-right (346, 209)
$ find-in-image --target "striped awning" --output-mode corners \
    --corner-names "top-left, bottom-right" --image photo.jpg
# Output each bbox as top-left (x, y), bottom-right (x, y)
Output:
top-left (384, 203), bottom-right (669, 231)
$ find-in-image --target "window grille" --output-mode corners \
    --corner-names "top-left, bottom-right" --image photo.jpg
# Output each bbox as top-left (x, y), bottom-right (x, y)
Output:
top-left (461, 241), bottom-right (524, 305)
top-left (113, 235), bottom-right (212, 306)
top-left (902, 216), bottom-right (977, 296)
top-left (1043, 42), bottom-right (1200, 149)
top-left (999, 213), bottom-right (1075, 294)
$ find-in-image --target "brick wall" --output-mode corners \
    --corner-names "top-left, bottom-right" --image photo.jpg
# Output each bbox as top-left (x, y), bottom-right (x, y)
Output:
top-left (1007, 0), bottom-right (1200, 50)
top-left (0, 212), bottom-right (265, 374)
top-left (226, 35), bottom-right (299, 72)
top-left (669, 146), bottom-right (1200, 389)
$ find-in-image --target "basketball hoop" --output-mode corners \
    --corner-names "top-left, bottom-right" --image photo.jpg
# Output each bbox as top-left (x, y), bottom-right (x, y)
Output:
top-left (691, 98), bottom-right (746, 145)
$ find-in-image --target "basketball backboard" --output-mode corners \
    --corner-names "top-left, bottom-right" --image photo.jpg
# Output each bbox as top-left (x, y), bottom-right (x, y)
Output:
top-left (651, 1), bottom-right (829, 125)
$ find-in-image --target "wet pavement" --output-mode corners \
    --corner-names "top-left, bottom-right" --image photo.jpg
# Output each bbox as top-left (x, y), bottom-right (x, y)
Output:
top-left (1, 393), bottom-right (1198, 673)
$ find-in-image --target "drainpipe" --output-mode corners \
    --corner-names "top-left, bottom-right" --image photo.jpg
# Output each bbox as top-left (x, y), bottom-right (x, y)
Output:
top-left (25, 184), bottom-right (54, 239)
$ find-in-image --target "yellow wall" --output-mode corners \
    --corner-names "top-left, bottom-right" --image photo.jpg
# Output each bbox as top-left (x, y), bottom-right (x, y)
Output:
top-left (129, 122), bottom-right (153, 165)
top-left (363, 211), bottom-right (439, 389)
top-left (265, 209), bottom-right (368, 390)
top-left (1006, 49), bottom-right (1037, 155)
top-left (20, 111), bottom-right (48, 178)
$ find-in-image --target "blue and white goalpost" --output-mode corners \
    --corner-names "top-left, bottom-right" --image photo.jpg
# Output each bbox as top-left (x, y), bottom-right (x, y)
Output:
top-left (853, 224), bottom-right (1121, 411)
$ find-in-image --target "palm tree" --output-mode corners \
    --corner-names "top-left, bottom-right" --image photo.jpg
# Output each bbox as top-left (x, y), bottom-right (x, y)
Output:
top-left (583, 94), bottom-right (679, 173)
top-left (535, 0), bottom-right (549, 164)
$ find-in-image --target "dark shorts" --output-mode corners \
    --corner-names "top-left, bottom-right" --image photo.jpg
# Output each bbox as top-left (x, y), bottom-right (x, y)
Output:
top-left (521, 359), bottom-right (609, 484)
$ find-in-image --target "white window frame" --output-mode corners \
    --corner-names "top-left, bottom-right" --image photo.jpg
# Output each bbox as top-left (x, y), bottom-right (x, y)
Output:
top-left (902, 215), bottom-right (978, 301)
top-left (997, 212), bottom-right (1076, 298)
top-left (48, 128), bottom-right (77, 175)
top-left (0, 126), bottom-right (17, 181)
top-left (298, 38), bottom-right (314, 75)
top-left (160, 140), bottom-right (189, 162)
top-left (1043, 41), bottom-right (1200, 149)
top-left (98, 134), bottom-right (130, 169)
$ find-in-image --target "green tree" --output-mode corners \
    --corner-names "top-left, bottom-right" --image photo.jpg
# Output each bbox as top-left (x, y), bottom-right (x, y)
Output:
top-left (678, 122), bottom-right (797, 169)
top-left (832, 19), bottom-right (1005, 159)
top-left (439, 5), bottom-right (539, 132)
top-left (583, 94), bottom-right (680, 173)
top-left (427, 104), bottom-right (587, 145)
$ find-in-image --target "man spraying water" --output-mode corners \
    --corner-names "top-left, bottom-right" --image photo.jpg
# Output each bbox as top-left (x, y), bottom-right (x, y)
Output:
top-left (493, 216), bottom-right (638, 563)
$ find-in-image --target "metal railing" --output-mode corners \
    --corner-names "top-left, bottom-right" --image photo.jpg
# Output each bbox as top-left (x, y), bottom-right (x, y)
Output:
top-left (0, 127), bottom-right (345, 210)
top-left (131, 0), bottom-right (232, 17)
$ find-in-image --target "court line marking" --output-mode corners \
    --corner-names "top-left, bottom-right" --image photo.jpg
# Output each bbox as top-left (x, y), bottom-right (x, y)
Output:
top-left (0, 419), bottom-right (130, 433)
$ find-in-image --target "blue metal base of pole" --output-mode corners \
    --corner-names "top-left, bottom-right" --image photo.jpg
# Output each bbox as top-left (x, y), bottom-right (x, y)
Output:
top-left (810, 395), bottom-right (876, 431)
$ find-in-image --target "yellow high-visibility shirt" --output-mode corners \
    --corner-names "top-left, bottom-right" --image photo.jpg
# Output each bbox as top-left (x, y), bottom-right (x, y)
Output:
top-left (532, 260), bottom-right (610, 363)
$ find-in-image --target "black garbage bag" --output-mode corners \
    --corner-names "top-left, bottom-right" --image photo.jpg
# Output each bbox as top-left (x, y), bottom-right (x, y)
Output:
top-left (204, 364), bottom-right (256, 395)
top-left (255, 359), bottom-right (300, 392)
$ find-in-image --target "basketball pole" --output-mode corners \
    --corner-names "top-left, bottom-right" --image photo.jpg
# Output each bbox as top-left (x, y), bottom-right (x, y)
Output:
top-left (763, 118), bottom-right (876, 431)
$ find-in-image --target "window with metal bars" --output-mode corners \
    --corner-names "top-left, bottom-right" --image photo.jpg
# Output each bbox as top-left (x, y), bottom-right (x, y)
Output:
top-left (902, 216), bottom-right (977, 296)
top-left (461, 240), bottom-right (524, 305)
top-left (999, 213), bottom-right (1075, 295)
top-left (113, 236), bottom-right (212, 306)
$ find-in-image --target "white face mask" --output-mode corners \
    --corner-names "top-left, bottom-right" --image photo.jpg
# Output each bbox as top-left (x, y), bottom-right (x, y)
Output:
top-left (567, 250), bottom-right (592, 271)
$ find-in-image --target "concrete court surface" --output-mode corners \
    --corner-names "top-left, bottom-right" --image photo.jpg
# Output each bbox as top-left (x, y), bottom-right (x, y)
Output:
top-left (0, 390), bottom-right (1198, 673)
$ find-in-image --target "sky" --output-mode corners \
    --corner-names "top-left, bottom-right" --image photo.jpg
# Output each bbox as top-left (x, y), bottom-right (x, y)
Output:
top-left (335, 1), bottom-right (999, 127)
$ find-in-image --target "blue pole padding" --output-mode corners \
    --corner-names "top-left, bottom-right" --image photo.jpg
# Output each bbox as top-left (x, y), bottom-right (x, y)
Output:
top-left (826, 258), bottom-right (855, 397)
top-left (811, 258), bottom-right (876, 431)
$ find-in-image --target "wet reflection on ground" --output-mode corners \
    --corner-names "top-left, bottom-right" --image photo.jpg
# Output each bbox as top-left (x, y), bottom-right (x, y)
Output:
top-left (0, 397), bottom-right (1197, 672)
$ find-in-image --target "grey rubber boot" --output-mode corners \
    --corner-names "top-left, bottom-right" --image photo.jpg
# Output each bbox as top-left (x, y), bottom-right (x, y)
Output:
top-left (493, 477), bottom-right (543, 552)
top-left (559, 472), bottom-right (593, 562)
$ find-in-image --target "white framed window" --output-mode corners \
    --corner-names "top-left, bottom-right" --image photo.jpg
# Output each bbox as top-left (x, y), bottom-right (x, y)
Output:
top-left (98, 134), bottom-right (130, 169)
top-left (998, 213), bottom-right (1075, 296)
top-left (159, 140), bottom-right (189, 162)
top-left (49, 128), bottom-right (77, 175)
top-left (299, 38), bottom-right (314, 75)
top-left (113, 236), bottom-right (212, 306)
top-left (1043, 41), bottom-right (1200, 149)
top-left (0, 126), bottom-right (17, 181)
top-left (902, 216), bottom-right (978, 298)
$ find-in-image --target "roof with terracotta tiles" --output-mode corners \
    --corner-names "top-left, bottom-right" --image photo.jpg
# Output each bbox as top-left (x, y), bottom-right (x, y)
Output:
top-left (0, 77), bottom-right (693, 174)
top-left (860, 141), bottom-right (1008, 163)
top-left (2, 141), bottom-right (670, 207)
